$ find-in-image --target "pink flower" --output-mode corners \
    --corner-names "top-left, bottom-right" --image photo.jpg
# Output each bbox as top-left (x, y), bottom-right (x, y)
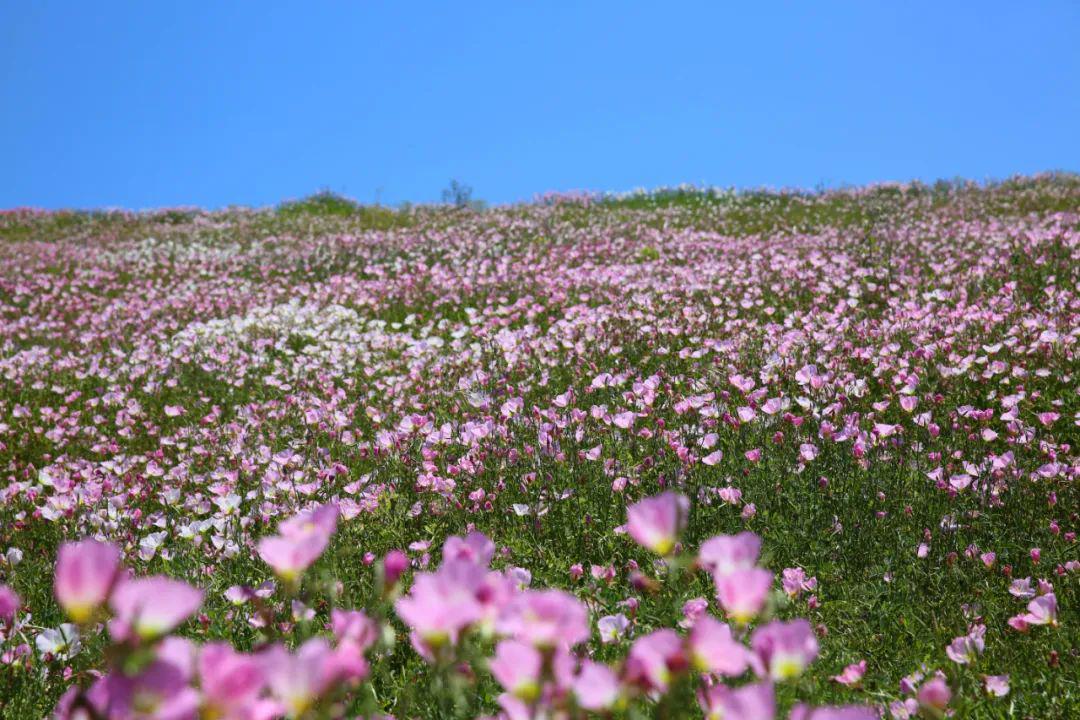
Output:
top-left (0, 585), bottom-right (18, 623)
top-left (983, 674), bottom-right (1010, 697)
top-left (699, 532), bottom-right (761, 577)
top-left (381, 550), bottom-right (409, 589)
top-left (278, 503), bottom-right (339, 538)
top-left (626, 629), bottom-right (687, 692)
top-left (916, 677), bottom-right (951, 718)
top-left (262, 638), bottom-right (366, 717)
top-left (109, 577), bottom-right (203, 641)
top-left (330, 609), bottom-right (378, 653)
top-left (395, 560), bottom-right (486, 651)
top-left (97, 657), bottom-right (200, 720)
top-left (702, 450), bottom-right (724, 466)
top-left (781, 567), bottom-right (817, 598)
top-left (257, 504), bottom-right (339, 585)
top-left (626, 492), bottom-right (689, 555)
top-left (790, 704), bottom-right (878, 720)
top-left (680, 597), bottom-right (710, 629)
top-left (750, 619), bottom-right (819, 681)
top-left (688, 615), bottom-right (749, 676)
top-left (488, 640), bottom-right (542, 701)
top-left (698, 681), bottom-right (775, 720)
top-left (496, 589), bottom-right (589, 649)
top-left (716, 568), bottom-right (773, 624)
top-left (945, 625), bottom-right (984, 664)
top-left (1008, 577), bottom-right (1036, 599)
top-left (54, 539), bottom-right (122, 624)
top-left (830, 659), bottom-right (866, 687)
top-left (573, 660), bottom-right (621, 711)
top-left (198, 642), bottom-right (266, 717)
top-left (1020, 593), bottom-right (1058, 627)
top-left (443, 531), bottom-right (495, 567)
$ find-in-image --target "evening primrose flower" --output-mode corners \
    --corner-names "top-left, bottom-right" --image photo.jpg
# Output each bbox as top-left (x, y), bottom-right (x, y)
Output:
top-left (697, 681), bottom-right (775, 720)
top-left (257, 504), bottom-right (339, 586)
top-left (597, 613), bottom-right (631, 643)
top-left (0, 585), bottom-right (18, 623)
top-left (573, 660), bottom-right (621, 711)
top-left (35, 624), bottom-right (81, 661)
top-left (626, 629), bottom-right (687, 692)
top-left (716, 567), bottom-right (774, 624)
top-left (262, 638), bottom-right (368, 718)
top-left (830, 659), bottom-right (867, 687)
top-left (917, 676), bottom-right (951, 718)
top-left (198, 642), bottom-right (266, 718)
top-left (945, 625), bottom-right (985, 664)
top-left (699, 532), bottom-right (762, 577)
top-left (108, 577), bottom-right (203, 642)
top-left (100, 658), bottom-right (201, 720)
top-left (983, 674), bottom-right (1010, 697)
top-left (54, 539), bottom-right (122, 624)
top-left (488, 640), bottom-right (542, 701)
top-left (688, 615), bottom-right (749, 676)
top-left (626, 492), bottom-right (689, 556)
top-left (1017, 593), bottom-right (1058, 628)
top-left (750, 619), bottom-right (819, 681)
top-left (395, 560), bottom-right (487, 652)
top-left (789, 703), bottom-right (879, 720)
top-left (496, 589), bottom-right (590, 649)
top-left (442, 531), bottom-right (495, 566)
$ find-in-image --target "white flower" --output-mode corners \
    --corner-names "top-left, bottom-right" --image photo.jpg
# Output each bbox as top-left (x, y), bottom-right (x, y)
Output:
top-left (36, 624), bottom-right (81, 660)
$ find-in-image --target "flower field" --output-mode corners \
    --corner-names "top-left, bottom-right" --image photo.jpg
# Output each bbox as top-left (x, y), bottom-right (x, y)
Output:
top-left (0, 175), bottom-right (1076, 718)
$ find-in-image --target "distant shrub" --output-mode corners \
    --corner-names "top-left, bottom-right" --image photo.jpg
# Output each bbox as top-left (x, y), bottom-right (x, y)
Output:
top-left (278, 190), bottom-right (360, 218)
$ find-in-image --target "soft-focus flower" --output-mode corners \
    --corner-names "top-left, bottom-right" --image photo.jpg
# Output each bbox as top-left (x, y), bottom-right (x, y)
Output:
top-left (698, 681), bottom-right (775, 720)
top-left (790, 704), bottom-right (879, 720)
top-left (0, 585), bottom-right (18, 623)
top-left (496, 589), bottom-right (589, 649)
top-left (97, 655), bottom-right (200, 720)
top-left (916, 676), bottom-right (951, 718)
top-left (443, 531), bottom-right (495, 566)
top-left (330, 608), bottom-right (378, 652)
top-left (262, 637), bottom-right (367, 718)
top-left (689, 615), bottom-right (749, 676)
top-left (626, 492), bottom-right (689, 555)
top-left (626, 629), bottom-right (687, 692)
top-left (751, 619), bottom-right (819, 681)
top-left (573, 660), bottom-right (621, 711)
top-left (109, 577), bottom-right (203, 641)
top-left (54, 539), bottom-right (122, 624)
top-left (716, 568), bottom-right (773, 624)
top-left (831, 659), bottom-right (866, 687)
top-left (983, 674), bottom-right (1010, 697)
top-left (395, 560), bottom-right (486, 651)
top-left (257, 504), bottom-right (339, 586)
top-left (488, 640), bottom-right (542, 701)
top-left (699, 532), bottom-right (762, 577)
top-left (199, 642), bottom-right (266, 717)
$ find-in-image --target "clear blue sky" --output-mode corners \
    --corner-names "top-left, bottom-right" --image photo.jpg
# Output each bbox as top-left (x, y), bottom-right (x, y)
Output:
top-left (2, 2), bottom-right (1078, 209)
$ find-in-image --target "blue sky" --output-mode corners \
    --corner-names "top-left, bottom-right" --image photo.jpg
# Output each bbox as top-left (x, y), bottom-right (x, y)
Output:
top-left (2, 2), bottom-right (1078, 209)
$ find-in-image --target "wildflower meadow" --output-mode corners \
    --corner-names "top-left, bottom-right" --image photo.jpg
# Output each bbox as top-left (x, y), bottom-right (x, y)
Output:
top-left (0, 175), bottom-right (1076, 719)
